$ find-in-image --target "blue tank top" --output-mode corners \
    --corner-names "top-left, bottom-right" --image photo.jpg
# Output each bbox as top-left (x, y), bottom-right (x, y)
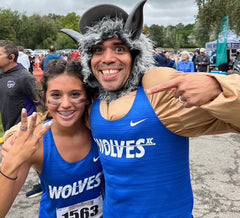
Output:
top-left (90, 86), bottom-right (193, 218)
top-left (38, 126), bottom-right (104, 218)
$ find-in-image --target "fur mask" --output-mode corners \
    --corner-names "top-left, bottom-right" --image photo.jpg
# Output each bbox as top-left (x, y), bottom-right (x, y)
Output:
top-left (79, 18), bottom-right (154, 103)
top-left (60, 0), bottom-right (155, 103)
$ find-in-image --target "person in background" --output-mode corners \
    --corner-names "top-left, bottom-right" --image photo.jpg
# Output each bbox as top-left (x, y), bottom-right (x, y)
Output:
top-left (17, 46), bottom-right (30, 71)
top-left (26, 51), bottom-right (35, 74)
top-left (192, 48), bottom-right (200, 72)
top-left (0, 40), bottom-right (43, 199)
top-left (195, 48), bottom-right (210, 72)
top-left (61, 0), bottom-right (240, 217)
top-left (0, 40), bottom-right (39, 132)
top-left (42, 45), bottom-right (62, 71)
top-left (217, 50), bottom-right (230, 73)
top-left (176, 51), bottom-right (194, 73)
top-left (153, 47), bottom-right (168, 67)
top-left (71, 50), bottom-right (82, 61)
top-left (0, 59), bottom-right (104, 218)
top-left (165, 51), bottom-right (176, 68)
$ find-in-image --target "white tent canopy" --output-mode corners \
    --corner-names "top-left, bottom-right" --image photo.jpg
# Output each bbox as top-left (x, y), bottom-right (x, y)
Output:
top-left (206, 30), bottom-right (240, 51)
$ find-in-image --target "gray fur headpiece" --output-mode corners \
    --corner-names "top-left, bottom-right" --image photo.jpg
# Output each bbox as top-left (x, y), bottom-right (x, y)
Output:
top-left (61, 0), bottom-right (155, 102)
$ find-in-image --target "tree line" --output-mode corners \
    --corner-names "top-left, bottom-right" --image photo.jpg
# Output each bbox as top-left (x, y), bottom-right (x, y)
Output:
top-left (1, 0), bottom-right (240, 51)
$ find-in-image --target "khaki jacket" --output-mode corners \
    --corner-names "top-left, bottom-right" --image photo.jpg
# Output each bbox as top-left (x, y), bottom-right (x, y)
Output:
top-left (99, 68), bottom-right (240, 137)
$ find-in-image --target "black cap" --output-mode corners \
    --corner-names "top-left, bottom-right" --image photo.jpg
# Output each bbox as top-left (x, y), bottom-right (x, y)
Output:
top-left (79, 4), bottom-right (128, 34)
top-left (79, 0), bottom-right (147, 40)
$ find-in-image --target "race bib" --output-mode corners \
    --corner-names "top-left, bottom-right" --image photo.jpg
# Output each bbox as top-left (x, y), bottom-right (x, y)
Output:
top-left (56, 195), bottom-right (103, 218)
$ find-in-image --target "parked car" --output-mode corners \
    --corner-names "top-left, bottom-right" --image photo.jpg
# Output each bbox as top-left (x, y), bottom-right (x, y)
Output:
top-left (24, 48), bottom-right (34, 54)
top-left (32, 49), bottom-right (47, 57)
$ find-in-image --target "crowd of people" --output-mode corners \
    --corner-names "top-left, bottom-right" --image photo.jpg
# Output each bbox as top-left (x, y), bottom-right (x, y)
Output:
top-left (16, 47), bottom-right (81, 76)
top-left (16, 44), bottom-right (215, 77)
top-left (0, 0), bottom-right (240, 217)
top-left (153, 47), bottom-right (211, 73)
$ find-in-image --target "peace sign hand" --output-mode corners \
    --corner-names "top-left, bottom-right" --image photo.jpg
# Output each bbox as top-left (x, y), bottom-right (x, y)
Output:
top-left (1, 109), bottom-right (52, 174)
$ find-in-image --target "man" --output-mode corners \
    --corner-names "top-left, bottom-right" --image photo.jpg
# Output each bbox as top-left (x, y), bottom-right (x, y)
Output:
top-left (61, 1), bottom-right (240, 217)
top-left (0, 40), bottom-right (42, 199)
top-left (42, 45), bottom-right (62, 71)
top-left (165, 51), bottom-right (176, 68)
top-left (195, 48), bottom-right (210, 72)
top-left (191, 48), bottom-right (200, 72)
top-left (17, 46), bottom-right (30, 71)
top-left (0, 40), bottom-right (39, 132)
top-left (153, 47), bottom-right (168, 67)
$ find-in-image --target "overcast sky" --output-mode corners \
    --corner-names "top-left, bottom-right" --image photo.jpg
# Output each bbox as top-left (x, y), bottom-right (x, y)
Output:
top-left (1, 0), bottom-right (198, 27)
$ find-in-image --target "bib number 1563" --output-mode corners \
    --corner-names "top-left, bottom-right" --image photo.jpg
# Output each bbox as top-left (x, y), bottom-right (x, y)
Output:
top-left (62, 205), bottom-right (99, 218)
top-left (56, 196), bottom-right (103, 218)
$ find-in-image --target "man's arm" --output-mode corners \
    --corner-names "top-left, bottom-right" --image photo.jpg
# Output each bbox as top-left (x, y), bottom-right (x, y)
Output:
top-left (203, 56), bottom-right (210, 66)
top-left (22, 74), bottom-right (40, 103)
top-left (194, 56), bottom-right (200, 65)
top-left (143, 68), bottom-right (240, 137)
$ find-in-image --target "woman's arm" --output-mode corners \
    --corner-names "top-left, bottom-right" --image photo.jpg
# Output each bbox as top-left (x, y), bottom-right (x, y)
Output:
top-left (0, 160), bottom-right (31, 218)
top-left (0, 109), bottom-right (51, 218)
top-left (190, 61), bottom-right (194, 72)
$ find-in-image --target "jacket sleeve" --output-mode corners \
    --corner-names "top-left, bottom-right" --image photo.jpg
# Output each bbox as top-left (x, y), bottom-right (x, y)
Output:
top-left (190, 62), bottom-right (194, 72)
top-left (142, 68), bottom-right (240, 137)
top-left (176, 62), bottom-right (180, 71)
top-left (194, 56), bottom-right (200, 65)
top-left (21, 74), bottom-right (39, 102)
top-left (203, 56), bottom-right (210, 66)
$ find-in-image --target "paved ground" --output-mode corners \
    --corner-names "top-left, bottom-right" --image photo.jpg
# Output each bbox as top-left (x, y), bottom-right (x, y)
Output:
top-left (1, 133), bottom-right (240, 218)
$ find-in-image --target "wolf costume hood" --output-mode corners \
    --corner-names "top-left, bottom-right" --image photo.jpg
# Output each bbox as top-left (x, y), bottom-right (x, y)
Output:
top-left (61, 0), bottom-right (154, 102)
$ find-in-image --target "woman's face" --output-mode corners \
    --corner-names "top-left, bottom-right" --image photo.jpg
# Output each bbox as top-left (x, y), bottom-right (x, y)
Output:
top-left (182, 54), bottom-right (188, 61)
top-left (46, 74), bottom-right (88, 128)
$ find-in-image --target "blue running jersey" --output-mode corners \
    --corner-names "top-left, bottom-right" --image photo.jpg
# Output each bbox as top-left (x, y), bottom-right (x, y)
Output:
top-left (39, 126), bottom-right (104, 218)
top-left (90, 86), bottom-right (193, 218)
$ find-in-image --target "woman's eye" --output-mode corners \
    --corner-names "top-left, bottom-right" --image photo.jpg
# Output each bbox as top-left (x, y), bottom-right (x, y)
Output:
top-left (71, 92), bottom-right (81, 98)
top-left (51, 93), bottom-right (61, 99)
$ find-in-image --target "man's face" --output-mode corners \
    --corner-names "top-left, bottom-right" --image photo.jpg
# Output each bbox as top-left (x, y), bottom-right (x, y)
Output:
top-left (91, 37), bottom-right (132, 91)
top-left (0, 47), bottom-right (12, 72)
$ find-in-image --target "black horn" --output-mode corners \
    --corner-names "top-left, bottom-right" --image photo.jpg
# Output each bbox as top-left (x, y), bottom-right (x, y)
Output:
top-left (124, 0), bottom-right (147, 40)
top-left (60, 28), bottom-right (81, 45)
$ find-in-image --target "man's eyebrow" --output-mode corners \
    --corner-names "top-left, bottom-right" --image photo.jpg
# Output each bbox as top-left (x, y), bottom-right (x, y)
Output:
top-left (94, 41), bottom-right (125, 46)
top-left (113, 42), bottom-right (125, 46)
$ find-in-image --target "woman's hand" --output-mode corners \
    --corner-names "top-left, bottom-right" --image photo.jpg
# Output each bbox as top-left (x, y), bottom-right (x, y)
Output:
top-left (1, 109), bottom-right (52, 174)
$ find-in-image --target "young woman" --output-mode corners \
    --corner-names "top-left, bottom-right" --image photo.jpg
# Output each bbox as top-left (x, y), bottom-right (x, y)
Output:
top-left (0, 59), bottom-right (103, 218)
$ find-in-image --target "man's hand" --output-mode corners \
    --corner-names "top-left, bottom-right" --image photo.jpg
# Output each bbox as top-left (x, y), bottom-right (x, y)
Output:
top-left (146, 74), bottom-right (222, 108)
